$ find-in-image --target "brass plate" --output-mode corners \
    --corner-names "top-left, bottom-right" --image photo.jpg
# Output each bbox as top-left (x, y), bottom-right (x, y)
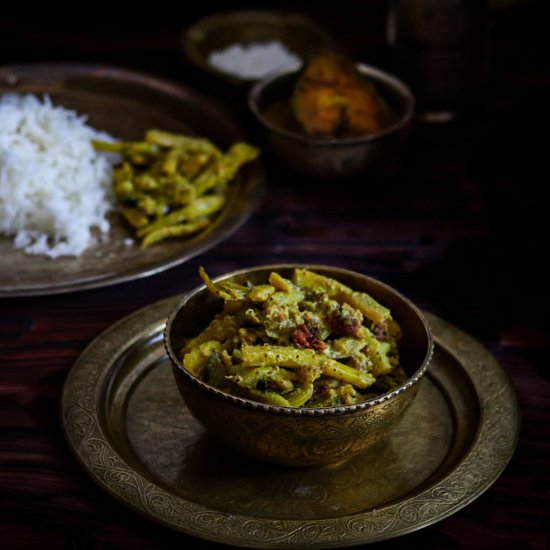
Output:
top-left (61, 297), bottom-right (520, 549)
top-left (0, 64), bottom-right (265, 297)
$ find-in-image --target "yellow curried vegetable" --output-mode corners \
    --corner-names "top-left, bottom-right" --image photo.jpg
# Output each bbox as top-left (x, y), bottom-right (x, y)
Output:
top-left (178, 268), bottom-right (408, 408)
top-left (93, 130), bottom-right (259, 248)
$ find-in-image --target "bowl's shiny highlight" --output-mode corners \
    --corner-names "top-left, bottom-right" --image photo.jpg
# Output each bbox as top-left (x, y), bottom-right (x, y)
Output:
top-left (165, 264), bottom-right (433, 467)
top-left (248, 63), bottom-right (415, 178)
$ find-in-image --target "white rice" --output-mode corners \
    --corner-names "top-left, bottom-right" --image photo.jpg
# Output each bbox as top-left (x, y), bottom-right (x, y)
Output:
top-left (0, 93), bottom-right (117, 258)
top-left (208, 40), bottom-right (301, 79)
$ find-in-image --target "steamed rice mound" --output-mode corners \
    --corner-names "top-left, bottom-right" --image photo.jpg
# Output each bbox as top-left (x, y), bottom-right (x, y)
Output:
top-left (0, 93), bottom-right (117, 258)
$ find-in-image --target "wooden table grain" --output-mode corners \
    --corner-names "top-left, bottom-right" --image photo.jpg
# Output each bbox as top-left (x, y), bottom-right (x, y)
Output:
top-left (1, 2), bottom-right (548, 549)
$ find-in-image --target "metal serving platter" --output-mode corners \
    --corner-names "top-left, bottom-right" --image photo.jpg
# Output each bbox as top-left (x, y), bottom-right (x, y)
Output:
top-left (61, 296), bottom-right (520, 548)
top-left (0, 63), bottom-right (265, 297)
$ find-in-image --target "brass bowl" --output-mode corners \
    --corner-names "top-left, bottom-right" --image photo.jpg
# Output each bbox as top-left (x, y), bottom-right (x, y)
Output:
top-left (164, 264), bottom-right (433, 467)
top-left (248, 63), bottom-right (415, 178)
top-left (183, 10), bottom-right (334, 86)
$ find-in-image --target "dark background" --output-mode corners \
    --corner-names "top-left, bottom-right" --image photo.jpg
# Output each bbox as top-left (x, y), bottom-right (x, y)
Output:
top-left (1, 1), bottom-right (549, 549)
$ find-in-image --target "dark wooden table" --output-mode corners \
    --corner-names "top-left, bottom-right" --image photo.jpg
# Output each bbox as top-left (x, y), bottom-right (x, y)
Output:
top-left (1, 2), bottom-right (548, 549)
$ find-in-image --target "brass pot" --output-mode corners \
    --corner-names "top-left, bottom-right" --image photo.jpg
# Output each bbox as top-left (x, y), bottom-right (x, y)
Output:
top-left (248, 64), bottom-right (415, 178)
top-left (165, 264), bottom-right (433, 467)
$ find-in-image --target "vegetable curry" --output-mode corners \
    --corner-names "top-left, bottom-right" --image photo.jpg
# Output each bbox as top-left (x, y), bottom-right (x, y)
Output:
top-left (93, 130), bottom-right (258, 248)
top-left (179, 268), bottom-right (407, 408)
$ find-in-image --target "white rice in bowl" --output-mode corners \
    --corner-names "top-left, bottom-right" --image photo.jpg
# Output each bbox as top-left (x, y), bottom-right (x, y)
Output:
top-left (0, 93), bottom-right (118, 258)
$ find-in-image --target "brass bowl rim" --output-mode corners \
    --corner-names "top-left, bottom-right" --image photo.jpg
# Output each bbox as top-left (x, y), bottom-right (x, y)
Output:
top-left (164, 263), bottom-right (433, 417)
top-left (247, 62), bottom-right (415, 146)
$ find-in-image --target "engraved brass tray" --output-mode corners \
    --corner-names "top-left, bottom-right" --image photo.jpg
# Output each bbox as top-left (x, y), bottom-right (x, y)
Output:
top-left (61, 296), bottom-right (520, 548)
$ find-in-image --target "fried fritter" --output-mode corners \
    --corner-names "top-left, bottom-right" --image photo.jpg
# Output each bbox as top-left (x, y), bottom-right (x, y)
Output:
top-left (292, 52), bottom-right (387, 137)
